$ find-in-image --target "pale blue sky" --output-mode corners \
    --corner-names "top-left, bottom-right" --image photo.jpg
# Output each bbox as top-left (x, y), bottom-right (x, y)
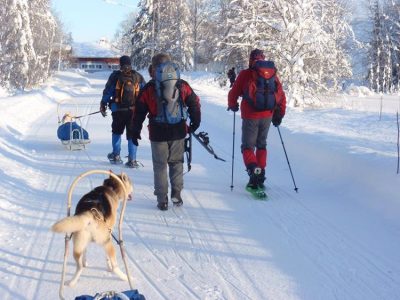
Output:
top-left (51, 0), bottom-right (138, 43)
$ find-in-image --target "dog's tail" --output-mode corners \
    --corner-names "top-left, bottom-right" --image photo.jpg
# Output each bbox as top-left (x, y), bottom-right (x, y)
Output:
top-left (51, 212), bottom-right (92, 233)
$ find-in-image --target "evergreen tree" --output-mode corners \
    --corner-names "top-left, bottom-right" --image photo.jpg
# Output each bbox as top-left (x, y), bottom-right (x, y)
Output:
top-left (0, 0), bottom-right (36, 90)
top-left (368, 0), bottom-right (392, 93)
top-left (131, 0), bottom-right (154, 69)
top-left (29, 0), bottom-right (57, 82)
top-left (130, 0), bottom-right (193, 70)
top-left (0, 0), bottom-right (62, 90)
top-left (214, 0), bottom-right (273, 69)
top-left (114, 12), bottom-right (137, 56)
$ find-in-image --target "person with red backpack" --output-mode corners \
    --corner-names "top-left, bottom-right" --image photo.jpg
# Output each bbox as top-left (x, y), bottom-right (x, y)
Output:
top-left (228, 49), bottom-right (286, 196)
top-left (132, 53), bottom-right (201, 211)
top-left (100, 55), bottom-right (146, 168)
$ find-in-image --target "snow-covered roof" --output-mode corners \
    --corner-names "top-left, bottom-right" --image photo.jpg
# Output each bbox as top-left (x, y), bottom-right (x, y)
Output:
top-left (72, 39), bottom-right (121, 58)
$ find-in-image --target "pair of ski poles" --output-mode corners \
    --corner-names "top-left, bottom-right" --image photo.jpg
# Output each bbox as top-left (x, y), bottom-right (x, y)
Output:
top-left (229, 111), bottom-right (298, 193)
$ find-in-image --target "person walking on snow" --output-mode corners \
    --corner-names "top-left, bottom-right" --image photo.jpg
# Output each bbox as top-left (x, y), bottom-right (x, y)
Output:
top-left (227, 49), bottom-right (286, 190)
top-left (132, 53), bottom-right (201, 211)
top-left (227, 67), bottom-right (236, 87)
top-left (100, 55), bottom-right (146, 168)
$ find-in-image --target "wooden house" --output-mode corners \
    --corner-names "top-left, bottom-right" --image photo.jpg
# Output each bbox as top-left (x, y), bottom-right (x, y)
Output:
top-left (71, 38), bottom-right (121, 72)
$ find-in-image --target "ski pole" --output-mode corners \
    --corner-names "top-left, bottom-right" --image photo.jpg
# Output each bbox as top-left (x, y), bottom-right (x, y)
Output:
top-left (230, 111), bottom-right (236, 191)
top-left (277, 126), bottom-right (298, 193)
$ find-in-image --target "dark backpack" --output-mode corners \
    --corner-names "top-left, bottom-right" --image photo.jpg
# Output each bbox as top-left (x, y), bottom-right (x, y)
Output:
top-left (244, 60), bottom-right (277, 111)
top-left (114, 70), bottom-right (140, 108)
top-left (153, 61), bottom-right (187, 124)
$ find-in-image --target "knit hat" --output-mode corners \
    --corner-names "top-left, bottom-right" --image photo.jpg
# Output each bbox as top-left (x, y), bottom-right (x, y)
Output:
top-left (249, 49), bottom-right (265, 67)
top-left (119, 55), bottom-right (131, 67)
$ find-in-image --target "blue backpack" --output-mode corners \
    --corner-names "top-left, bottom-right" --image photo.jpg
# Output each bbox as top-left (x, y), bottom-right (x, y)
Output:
top-left (244, 60), bottom-right (277, 111)
top-left (153, 61), bottom-right (187, 124)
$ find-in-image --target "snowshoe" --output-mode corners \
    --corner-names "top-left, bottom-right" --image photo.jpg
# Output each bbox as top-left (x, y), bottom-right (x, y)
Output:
top-left (157, 195), bottom-right (168, 211)
top-left (125, 159), bottom-right (142, 168)
top-left (107, 153), bottom-right (123, 164)
top-left (157, 202), bottom-right (168, 211)
top-left (171, 190), bottom-right (183, 207)
top-left (246, 185), bottom-right (267, 200)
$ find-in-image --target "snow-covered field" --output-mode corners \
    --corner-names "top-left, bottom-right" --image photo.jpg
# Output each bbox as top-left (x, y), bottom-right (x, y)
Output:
top-left (0, 70), bottom-right (399, 300)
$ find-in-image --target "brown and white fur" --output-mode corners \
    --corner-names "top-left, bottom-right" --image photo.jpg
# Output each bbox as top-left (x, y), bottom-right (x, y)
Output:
top-left (51, 172), bottom-right (133, 287)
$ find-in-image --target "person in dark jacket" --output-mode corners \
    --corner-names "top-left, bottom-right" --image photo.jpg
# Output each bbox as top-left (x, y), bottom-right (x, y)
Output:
top-left (227, 67), bottom-right (236, 87)
top-left (132, 53), bottom-right (201, 211)
top-left (100, 55), bottom-right (145, 168)
top-left (228, 49), bottom-right (286, 190)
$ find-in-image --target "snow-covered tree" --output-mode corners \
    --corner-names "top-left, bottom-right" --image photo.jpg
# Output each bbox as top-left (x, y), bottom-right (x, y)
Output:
top-left (114, 12), bottom-right (137, 56)
top-left (210, 0), bottom-right (353, 105)
top-left (131, 0), bottom-right (156, 69)
top-left (264, 0), bottom-right (353, 106)
top-left (214, 0), bottom-right (275, 70)
top-left (29, 0), bottom-right (57, 81)
top-left (188, 0), bottom-right (214, 70)
top-left (157, 0), bottom-right (193, 69)
top-left (0, 0), bottom-right (64, 90)
top-left (368, 0), bottom-right (394, 93)
top-left (369, 0), bottom-right (400, 93)
top-left (0, 0), bottom-right (36, 90)
top-left (131, 0), bottom-right (194, 70)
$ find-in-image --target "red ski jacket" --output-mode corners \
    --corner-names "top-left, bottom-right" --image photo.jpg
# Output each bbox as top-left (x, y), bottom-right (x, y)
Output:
top-left (228, 68), bottom-right (286, 119)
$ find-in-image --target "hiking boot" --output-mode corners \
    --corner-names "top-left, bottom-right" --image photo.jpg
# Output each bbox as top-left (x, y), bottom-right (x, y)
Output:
top-left (107, 152), bottom-right (123, 164)
top-left (157, 195), bottom-right (168, 211)
top-left (157, 202), bottom-right (168, 211)
top-left (258, 169), bottom-right (266, 189)
top-left (125, 159), bottom-right (140, 168)
top-left (246, 166), bottom-right (262, 189)
top-left (171, 190), bottom-right (183, 207)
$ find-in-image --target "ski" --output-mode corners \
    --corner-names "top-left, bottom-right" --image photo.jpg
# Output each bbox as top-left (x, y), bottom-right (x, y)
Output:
top-left (245, 186), bottom-right (268, 200)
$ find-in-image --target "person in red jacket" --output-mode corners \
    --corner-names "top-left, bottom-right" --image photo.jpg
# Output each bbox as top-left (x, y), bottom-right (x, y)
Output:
top-left (132, 53), bottom-right (201, 211)
top-left (228, 49), bottom-right (286, 190)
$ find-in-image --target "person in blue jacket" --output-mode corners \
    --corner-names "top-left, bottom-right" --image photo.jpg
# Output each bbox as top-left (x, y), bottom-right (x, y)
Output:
top-left (100, 55), bottom-right (146, 168)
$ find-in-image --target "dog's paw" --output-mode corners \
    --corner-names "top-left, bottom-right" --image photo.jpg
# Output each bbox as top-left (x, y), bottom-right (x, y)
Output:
top-left (112, 267), bottom-right (128, 281)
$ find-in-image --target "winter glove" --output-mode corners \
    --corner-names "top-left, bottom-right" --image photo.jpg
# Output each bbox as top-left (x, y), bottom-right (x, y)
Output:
top-left (132, 133), bottom-right (141, 146)
top-left (228, 103), bottom-right (239, 112)
top-left (100, 102), bottom-right (107, 117)
top-left (272, 109), bottom-right (283, 127)
top-left (189, 122), bottom-right (199, 133)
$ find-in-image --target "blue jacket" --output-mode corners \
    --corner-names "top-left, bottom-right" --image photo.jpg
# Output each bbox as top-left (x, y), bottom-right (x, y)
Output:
top-left (101, 70), bottom-right (146, 112)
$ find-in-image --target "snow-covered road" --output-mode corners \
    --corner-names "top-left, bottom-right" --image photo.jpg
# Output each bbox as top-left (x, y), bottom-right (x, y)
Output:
top-left (0, 70), bottom-right (399, 300)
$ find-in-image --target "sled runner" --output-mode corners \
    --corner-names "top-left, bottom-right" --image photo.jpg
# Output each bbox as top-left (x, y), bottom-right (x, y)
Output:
top-left (55, 170), bottom-right (145, 300)
top-left (57, 101), bottom-right (91, 151)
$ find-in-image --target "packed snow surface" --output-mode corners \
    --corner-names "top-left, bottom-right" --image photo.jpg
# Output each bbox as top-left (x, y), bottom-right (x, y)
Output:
top-left (0, 70), bottom-right (399, 300)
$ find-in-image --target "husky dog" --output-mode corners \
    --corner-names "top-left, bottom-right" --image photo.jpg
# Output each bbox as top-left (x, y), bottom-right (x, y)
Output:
top-left (51, 172), bottom-right (133, 287)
